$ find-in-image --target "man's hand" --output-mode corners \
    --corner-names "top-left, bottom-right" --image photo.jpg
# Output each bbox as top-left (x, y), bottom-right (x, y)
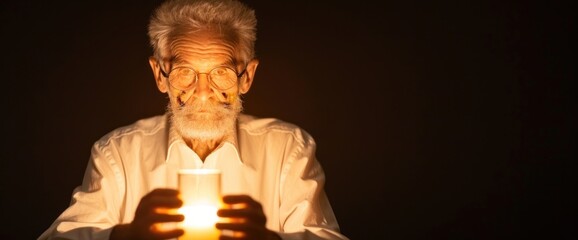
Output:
top-left (216, 195), bottom-right (281, 240)
top-left (110, 188), bottom-right (184, 240)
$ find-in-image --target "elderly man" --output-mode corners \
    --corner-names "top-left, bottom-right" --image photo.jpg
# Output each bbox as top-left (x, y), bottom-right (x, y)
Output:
top-left (38, 0), bottom-right (348, 239)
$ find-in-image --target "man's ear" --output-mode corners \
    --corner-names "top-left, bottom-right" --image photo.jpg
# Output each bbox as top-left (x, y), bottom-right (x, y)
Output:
top-left (239, 58), bottom-right (259, 94)
top-left (149, 56), bottom-right (168, 93)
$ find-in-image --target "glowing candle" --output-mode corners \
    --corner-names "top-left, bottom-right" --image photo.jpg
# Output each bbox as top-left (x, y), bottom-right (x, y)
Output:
top-left (178, 169), bottom-right (222, 240)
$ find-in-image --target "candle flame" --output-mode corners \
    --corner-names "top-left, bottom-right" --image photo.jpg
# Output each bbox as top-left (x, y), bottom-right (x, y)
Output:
top-left (179, 204), bottom-right (219, 227)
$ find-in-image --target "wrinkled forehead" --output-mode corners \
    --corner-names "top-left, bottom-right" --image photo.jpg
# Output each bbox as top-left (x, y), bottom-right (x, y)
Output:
top-left (166, 28), bottom-right (239, 64)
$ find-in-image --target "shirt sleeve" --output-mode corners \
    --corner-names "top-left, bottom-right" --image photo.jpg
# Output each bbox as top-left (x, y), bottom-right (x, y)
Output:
top-left (38, 139), bottom-right (125, 240)
top-left (277, 132), bottom-right (350, 240)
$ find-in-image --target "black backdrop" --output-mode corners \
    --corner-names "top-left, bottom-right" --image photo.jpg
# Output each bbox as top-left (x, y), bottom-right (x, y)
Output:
top-left (0, 1), bottom-right (575, 239)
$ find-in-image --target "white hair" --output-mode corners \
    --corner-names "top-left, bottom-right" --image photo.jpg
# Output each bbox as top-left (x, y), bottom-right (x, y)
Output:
top-left (148, 0), bottom-right (257, 64)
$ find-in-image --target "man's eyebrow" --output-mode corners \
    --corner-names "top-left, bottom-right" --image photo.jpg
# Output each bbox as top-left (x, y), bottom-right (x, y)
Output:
top-left (170, 57), bottom-right (186, 65)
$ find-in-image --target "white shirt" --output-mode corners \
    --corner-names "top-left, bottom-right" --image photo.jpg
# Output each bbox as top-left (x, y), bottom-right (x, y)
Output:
top-left (38, 114), bottom-right (348, 240)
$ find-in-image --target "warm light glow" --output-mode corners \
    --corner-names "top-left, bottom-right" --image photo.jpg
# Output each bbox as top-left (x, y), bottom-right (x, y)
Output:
top-left (179, 204), bottom-right (219, 227)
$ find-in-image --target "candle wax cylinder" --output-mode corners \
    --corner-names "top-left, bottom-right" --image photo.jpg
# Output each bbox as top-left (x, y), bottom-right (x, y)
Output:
top-left (177, 169), bottom-right (222, 240)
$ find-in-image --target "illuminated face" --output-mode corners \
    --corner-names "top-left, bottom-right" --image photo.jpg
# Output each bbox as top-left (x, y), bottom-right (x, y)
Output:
top-left (150, 32), bottom-right (258, 141)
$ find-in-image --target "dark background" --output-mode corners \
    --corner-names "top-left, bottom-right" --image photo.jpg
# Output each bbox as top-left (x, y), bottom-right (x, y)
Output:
top-left (1, 0), bottom-right (575, 239)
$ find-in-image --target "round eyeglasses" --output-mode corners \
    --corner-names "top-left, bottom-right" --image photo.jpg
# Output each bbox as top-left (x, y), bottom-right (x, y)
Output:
top-left (160, 65), bottom-right (247, 91)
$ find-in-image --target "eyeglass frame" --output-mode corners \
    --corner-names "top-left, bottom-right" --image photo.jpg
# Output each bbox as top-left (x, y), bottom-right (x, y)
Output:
top-left (158, 62), bottom-right (248, 91)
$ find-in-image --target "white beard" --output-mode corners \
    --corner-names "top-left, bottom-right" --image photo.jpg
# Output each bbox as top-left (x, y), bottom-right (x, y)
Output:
top-left (169, 96), bottom-right (243, 141)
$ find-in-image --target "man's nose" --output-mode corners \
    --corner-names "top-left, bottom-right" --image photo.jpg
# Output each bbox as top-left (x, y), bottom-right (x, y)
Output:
top-left (193, 73), bottom-right (213, 100)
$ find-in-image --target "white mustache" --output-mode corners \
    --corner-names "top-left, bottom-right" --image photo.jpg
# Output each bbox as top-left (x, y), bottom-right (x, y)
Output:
top-left (177, 97), bottom-right (242, 115)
